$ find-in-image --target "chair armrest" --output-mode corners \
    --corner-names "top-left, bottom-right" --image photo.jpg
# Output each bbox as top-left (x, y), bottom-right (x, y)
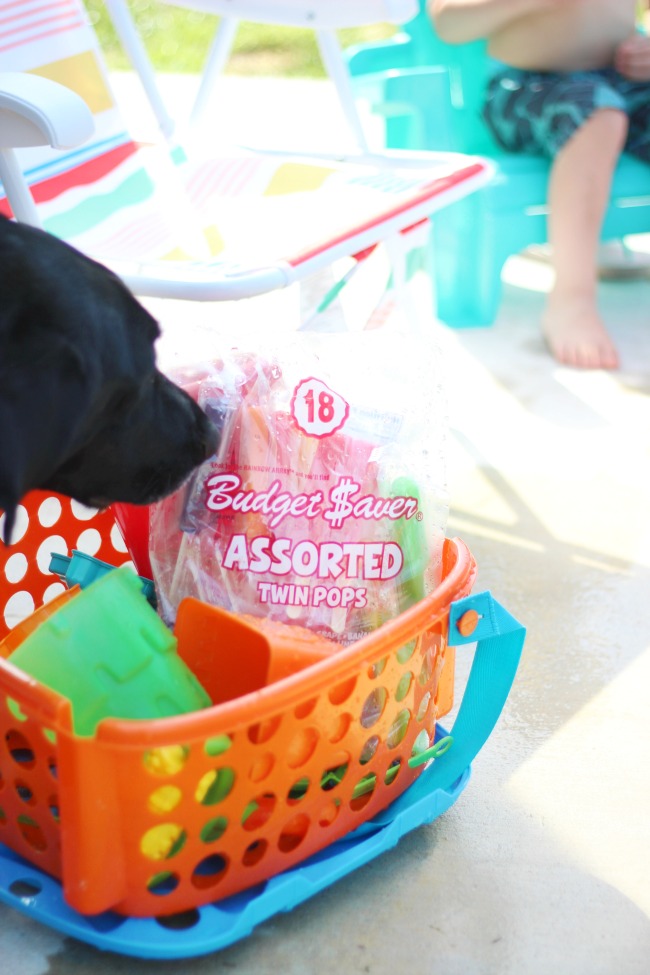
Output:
top-left (0, 71), bottom-right (94, 149)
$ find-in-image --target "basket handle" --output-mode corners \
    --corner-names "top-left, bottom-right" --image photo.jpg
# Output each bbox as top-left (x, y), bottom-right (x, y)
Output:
top-left (413, 591), bottom-right (525, 786)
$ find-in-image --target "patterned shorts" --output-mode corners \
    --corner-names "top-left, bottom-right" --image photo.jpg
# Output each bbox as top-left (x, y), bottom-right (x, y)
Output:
top-left (482, 66), bottom-right (650, 160)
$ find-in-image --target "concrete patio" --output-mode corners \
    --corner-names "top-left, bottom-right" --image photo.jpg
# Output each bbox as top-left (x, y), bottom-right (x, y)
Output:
top-left (1, 73), bottom-right (649, 974)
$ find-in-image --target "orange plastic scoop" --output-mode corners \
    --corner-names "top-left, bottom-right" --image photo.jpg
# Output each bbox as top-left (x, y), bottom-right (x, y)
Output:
top-left (174, 597), bottom-right (342, 704)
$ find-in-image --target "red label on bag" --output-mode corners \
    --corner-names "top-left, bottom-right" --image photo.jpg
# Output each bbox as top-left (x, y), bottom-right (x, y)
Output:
top-left (290, 377), bottom-right (349, 438)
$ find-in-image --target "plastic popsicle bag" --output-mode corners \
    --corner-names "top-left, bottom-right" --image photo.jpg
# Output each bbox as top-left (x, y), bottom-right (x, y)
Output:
top-left (148, 325), bottom-right (449, 646)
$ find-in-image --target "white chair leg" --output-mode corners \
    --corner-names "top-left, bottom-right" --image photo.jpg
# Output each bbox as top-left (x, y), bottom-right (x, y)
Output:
top-left (315, 28), bottom-right (370, 152)
top-left (104, 0), bottom-right (176, 138)
top-left (384, 231), bottom-right (426, 340)
top-left (190, 17), bottom-right (240, 129)
top-left (0, 148), bottom-right (42, 228)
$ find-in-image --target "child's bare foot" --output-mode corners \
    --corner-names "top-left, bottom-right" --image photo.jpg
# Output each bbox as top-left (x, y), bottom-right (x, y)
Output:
top-left (542, 295), bottom-right (619, 369)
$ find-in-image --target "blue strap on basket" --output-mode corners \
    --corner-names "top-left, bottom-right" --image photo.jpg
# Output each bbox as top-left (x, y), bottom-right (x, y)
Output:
top-left (0, 591), bottom-right (524, 960)
top-left (49, 550), bottom-right (157, 607)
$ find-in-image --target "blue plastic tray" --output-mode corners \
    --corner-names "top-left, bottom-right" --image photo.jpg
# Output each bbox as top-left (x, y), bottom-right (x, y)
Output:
top-left (0, 734), bottom-right (469, 960)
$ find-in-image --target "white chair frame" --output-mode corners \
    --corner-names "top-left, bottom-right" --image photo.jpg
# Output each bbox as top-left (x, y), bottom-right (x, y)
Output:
top-left (103, 0), bottom-right (418, 147)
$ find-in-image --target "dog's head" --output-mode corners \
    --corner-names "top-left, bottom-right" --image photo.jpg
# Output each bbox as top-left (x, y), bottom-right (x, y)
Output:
top-left (0, 217), bottom-right (218, 542)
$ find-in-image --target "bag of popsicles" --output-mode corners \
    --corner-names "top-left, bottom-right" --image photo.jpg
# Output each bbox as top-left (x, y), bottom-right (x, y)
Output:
top-left (148, 326), bottom-right (449, 645)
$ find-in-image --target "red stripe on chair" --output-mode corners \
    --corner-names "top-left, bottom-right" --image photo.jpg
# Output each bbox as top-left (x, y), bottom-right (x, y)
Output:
top-left (286, 162), bottom-right (488, 266)
top-left (27, 141), bottom-right (139, 203)
top-left (0, 142), bottom-right (139, 217)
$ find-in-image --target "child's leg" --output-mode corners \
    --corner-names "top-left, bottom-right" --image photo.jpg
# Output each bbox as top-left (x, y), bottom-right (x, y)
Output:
top-left (544, 108), bottom-right (628, 369)
top-left (484, 70), bottom-right (630, 368)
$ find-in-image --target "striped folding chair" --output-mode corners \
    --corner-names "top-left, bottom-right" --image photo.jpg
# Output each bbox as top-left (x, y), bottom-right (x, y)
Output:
top-left (0, 0), bottom-right (493, 315)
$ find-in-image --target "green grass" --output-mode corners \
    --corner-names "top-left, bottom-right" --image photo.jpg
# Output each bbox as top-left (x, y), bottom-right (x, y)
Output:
top-left (85, 1), bottom-right (397, 76)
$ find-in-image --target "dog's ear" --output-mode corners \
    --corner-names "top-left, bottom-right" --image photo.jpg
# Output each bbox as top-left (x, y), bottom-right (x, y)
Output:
top-left (0, 219), bottom-right (104, 543)
top-left (0, 334), bottom-right (92, 544)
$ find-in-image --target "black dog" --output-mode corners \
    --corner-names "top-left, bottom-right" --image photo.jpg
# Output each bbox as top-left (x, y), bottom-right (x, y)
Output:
top-left (0, 215), bottom-right (218, 543)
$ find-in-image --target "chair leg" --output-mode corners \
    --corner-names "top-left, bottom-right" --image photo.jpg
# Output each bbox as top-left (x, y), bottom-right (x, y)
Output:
top-left (384, 232), bottom-right (427, 339)
top-left (105, 0), bottom-right (175, 137)
top-left (315, 29), bottom-right (370, 152)
top-left (0, 149), bottom-right (42, 227)
top-left (190, 17), bottom-right (240, 130)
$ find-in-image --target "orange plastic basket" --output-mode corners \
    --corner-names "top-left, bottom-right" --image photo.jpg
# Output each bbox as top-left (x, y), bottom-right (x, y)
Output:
top-left (0, 491), bottom-right (479, 919)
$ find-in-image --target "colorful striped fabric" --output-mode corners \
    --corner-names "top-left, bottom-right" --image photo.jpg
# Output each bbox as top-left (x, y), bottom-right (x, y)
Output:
top-left (0, 0), bottom-right (492, 293)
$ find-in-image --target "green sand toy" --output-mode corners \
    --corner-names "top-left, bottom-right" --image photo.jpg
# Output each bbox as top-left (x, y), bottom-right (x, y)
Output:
top-left (9, 566), bottom-right (210, 736)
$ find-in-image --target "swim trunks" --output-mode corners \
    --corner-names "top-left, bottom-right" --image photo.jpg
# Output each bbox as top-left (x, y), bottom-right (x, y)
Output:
top-left (482, 66), bottom-right (650, 160)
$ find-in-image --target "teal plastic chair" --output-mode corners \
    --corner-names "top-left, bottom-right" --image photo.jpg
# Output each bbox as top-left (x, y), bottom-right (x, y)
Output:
top-left (345, 1), bottom-right (650, 326)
